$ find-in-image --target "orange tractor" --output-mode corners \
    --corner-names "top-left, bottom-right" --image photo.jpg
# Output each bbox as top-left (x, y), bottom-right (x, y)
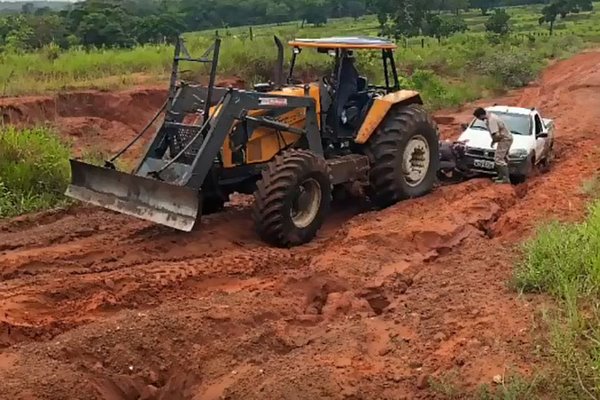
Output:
top-left (66, 36), bottom-right (439, 247)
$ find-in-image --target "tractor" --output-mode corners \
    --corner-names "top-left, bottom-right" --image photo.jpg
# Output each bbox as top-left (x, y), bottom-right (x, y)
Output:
top-left (66, 36), bottom-right (439, 247)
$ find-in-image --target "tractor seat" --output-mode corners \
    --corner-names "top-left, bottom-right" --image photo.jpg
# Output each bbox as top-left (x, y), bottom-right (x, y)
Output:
top-left (341, 92), bottom-right (373, 130)
top-left (340, 76), bottom-right (370, 126)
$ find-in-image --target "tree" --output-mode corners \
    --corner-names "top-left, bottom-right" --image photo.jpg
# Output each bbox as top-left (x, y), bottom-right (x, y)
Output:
top-left (34, 7), bottom-right (54, 16)
top-left (423, 14), bottom-right (468, 39)
top-left (538, 0), bottom-right (593, 35)
top-left (470, 0), bottom-right (496, 15)
top-left (347, 0), bottom-right (366, 20)
top-left (485, 8), bottom-right (511, 35)
top-left (539, 1), bottom-right (561, 35)
top-left (391, 0), bottom-right (417, 38)
top-left (266, 2), bottom-right (291, 24)
top-left (299, 0), bottom-right (328, 26)
top-left (27, 14), bottom-right (70, 48)
top-left (446, 0), bottom-right (470, 15)
top-left (4, 24), bottom-right (34, 53)
top-left (369, 0), bottom-right (394, 33)
top-left (135, 13), bottom-right (185, 44)
top-left (21, 2), bottom-right (35, 15)
top-left (77, 11), bottom-right (135, 48)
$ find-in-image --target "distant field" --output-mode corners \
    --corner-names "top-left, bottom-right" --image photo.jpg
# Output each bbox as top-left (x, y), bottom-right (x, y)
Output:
top-left (0, 3), bottom-right (598, 110)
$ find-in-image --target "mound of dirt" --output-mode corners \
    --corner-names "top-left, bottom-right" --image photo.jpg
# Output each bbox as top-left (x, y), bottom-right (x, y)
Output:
top-left (0, 77), bottom-right (246, 161)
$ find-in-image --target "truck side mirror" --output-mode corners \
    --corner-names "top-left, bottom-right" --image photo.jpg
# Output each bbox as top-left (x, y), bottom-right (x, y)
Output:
top-left (537, 132), bottom-right (548, 138)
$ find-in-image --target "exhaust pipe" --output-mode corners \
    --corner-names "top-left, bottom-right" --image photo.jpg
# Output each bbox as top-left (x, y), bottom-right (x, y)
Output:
top-left (273, 35), bottom-right (284, 88)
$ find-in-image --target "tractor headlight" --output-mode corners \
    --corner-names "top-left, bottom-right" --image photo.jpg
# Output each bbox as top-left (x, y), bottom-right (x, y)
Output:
top-left (509, 149), bottom-right (529, 159)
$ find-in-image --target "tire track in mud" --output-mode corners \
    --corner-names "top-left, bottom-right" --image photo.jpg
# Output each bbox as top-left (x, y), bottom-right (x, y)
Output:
top-left (1, 52), bottom-right (600, 400)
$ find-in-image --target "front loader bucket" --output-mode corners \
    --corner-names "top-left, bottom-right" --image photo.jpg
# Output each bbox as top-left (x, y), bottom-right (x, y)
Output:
top-left (65, 160), bottom-right (200, 231)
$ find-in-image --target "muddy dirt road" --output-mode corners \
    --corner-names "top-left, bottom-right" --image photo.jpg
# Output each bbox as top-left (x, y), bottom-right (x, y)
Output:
top-left (1, 52), bottom-right (600, 400)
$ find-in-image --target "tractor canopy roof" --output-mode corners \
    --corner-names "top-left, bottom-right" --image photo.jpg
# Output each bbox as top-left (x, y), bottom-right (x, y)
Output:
top-left (288, 36), bottom-right (396, 50)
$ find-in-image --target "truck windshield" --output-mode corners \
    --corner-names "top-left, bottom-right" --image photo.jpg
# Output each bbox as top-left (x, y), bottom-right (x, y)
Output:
top-left (470, 112), bottom-right (532, 136)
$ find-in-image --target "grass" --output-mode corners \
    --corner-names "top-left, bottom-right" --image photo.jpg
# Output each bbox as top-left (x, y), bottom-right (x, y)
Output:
top-left (474, 372), bottom-right (545, 400)
top-left (428, 369), bottom-right (545, 399)
top-left (428, 371), bottom-right (461, 398)
top-left (0, 126), bottom-right (71, 218)
top-left (581, 173), bottom-right (600, 196)
top-left (513, 199), bottom-right (600, 399)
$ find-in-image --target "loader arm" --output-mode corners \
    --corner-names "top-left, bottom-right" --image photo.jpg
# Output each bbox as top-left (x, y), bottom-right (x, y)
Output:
top-left (199, 91), bottom-right (321, 187)
top-left (66, 89), bottom-right (322, 232)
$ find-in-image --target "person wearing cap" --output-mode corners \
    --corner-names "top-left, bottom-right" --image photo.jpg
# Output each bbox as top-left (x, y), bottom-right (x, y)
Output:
top-left (473, 107), bottom-right (513, 184)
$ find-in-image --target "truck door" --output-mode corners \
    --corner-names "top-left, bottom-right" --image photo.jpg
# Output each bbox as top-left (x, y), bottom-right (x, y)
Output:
top-left (533, 113), bottom-right (546, 162)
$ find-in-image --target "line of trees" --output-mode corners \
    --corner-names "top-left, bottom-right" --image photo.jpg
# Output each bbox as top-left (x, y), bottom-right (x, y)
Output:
top-left (539, 0), bottom-right (593, 34)
top-left (371, 0), bottom-right (592, 39)
top-left (0, 0), bottom-right (593, 52)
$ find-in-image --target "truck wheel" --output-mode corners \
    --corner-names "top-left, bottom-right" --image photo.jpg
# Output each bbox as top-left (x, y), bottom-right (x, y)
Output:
top-left (539, 147), bottom-right (554, 174)
top-left (366, 104), bottom-right (439, 208)
top-left (510, 153), bottom-right (535, 184)
top-left (253, 149), bottom-right (332, 248)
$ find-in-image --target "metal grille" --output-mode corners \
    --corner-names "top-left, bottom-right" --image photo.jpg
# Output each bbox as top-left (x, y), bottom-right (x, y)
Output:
top-left (465, 148), bottom-right (495, 160)
top-left (168, 126), bottom-right (204, 163)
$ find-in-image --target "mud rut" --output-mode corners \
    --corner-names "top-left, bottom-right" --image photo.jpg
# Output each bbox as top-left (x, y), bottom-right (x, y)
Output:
top-left (1, 52), bottom-right (600, 400)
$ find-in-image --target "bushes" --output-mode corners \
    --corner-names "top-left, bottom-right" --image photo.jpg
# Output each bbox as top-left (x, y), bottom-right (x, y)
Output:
top-left (403, 69), bottom-right (477, 109)
top-left (0, 126), bottom-right (71, 218)
top-left (536, 34), bottom-right (584, 59)
top-left (471, 49), bottom-right (537, 88)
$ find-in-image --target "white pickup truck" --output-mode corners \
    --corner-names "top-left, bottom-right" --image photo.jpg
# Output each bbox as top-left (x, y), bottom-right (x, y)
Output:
top-left (442, 105), bottom-right (555, 183)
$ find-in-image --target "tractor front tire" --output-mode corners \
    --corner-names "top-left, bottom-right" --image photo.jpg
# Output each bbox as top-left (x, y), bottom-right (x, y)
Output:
top-left (253, 149), bottom-right (332, 248)
top-left (366, 103), bottom-right (439, 208)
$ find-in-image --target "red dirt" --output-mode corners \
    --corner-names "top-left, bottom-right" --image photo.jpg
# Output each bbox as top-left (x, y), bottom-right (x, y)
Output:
top-left (0, 78), bottom-right (245, 162)
top-left (1, 52), bottom-right (600, 399)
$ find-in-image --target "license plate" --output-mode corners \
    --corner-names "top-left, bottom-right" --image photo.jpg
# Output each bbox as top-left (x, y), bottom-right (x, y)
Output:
top-left (473, 159), bottom-right (495, 169)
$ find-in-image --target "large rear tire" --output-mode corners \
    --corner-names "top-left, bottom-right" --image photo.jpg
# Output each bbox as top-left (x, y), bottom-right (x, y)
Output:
top-left (253, 149), bottom-right (332, 248)
top-left (366, 103), bottom-right (439, 208)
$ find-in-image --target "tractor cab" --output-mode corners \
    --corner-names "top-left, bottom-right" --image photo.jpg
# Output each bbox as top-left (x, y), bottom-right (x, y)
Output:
top-left (286, 37), bottom-right (400, 137)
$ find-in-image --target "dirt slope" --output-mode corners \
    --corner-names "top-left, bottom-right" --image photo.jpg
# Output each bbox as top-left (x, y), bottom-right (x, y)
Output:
top-left (1, 52), bottom-right (600, 400)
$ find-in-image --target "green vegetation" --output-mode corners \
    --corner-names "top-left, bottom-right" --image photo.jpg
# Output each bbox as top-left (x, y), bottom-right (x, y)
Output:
top-left (474, 373), bottom-right (545, 400)
top-left (0, 126), bottom-right (71, 218)
top-left (428, 369), bottom-right (545, 399)
top-left (0, 0), bottom-right (575, 52)
top-left (0, 3), bottom-right (596, 106)
top-left (485, 9), bottom-right (512, 34)
top-left (539, 0), bottom-right (594, 35)
top-left (513, 193), bottom-right (600, 398)
top-left (0, 0), bottom-right (595, 110)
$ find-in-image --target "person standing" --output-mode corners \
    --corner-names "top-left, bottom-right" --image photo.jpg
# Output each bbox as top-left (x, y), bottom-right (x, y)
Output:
top-left (473, 107), bottom-right (513, 184)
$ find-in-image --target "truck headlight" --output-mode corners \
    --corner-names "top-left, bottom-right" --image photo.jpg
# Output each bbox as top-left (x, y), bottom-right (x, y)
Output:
top-left (509, 149), bottom-right (528, 159)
